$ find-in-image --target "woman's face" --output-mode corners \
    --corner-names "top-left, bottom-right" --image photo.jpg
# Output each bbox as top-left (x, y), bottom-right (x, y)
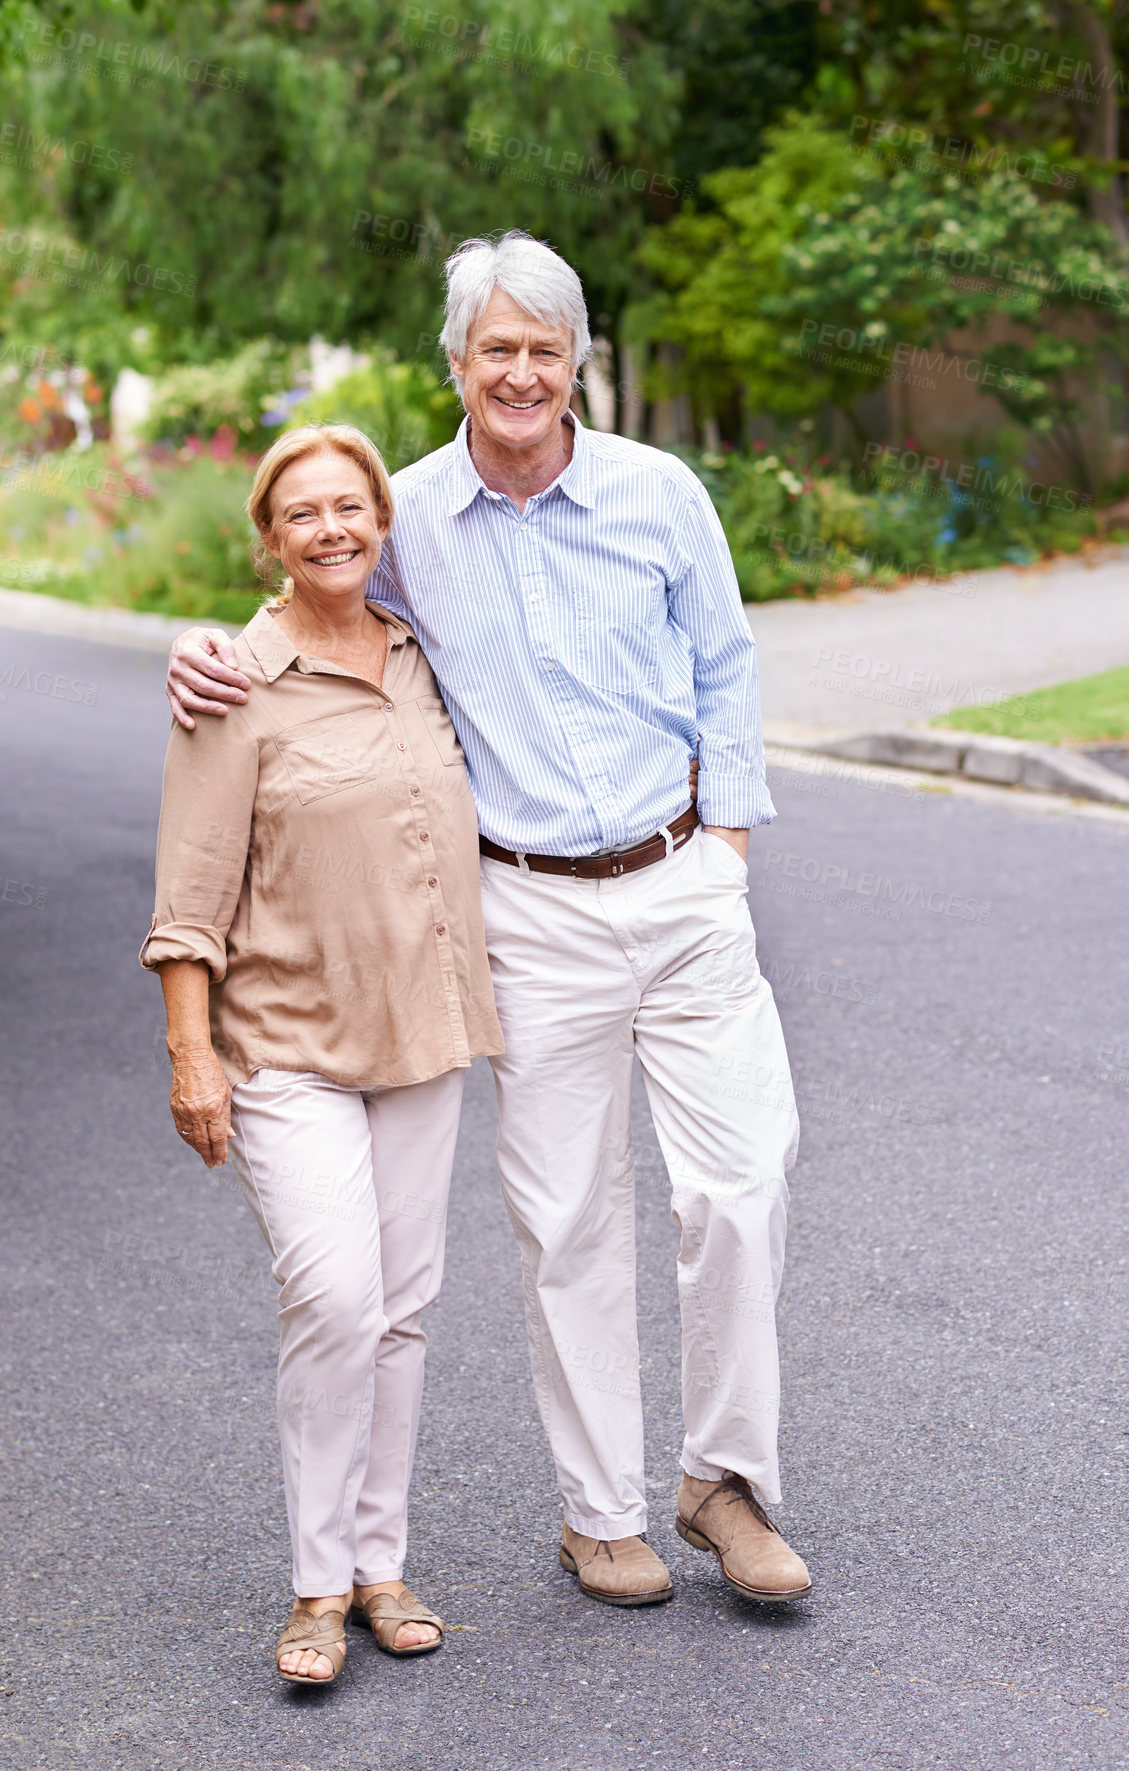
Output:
top-left (264, 449), bottom-right (386, 604)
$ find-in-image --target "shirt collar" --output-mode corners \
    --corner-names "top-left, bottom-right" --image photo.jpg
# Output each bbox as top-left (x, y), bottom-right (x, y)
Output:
top-left (447, 409), bottom-right (596, 515)
top-left (241, 601), bottom-right (410, 684)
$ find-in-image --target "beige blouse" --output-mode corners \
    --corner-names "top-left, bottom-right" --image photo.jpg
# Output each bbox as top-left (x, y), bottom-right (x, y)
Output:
top-left (141, 603), bottom-right (503, 1088)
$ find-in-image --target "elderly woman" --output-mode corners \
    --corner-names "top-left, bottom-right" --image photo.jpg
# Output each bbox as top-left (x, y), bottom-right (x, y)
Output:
top-left (142, 423), bottom-right (502, 1685)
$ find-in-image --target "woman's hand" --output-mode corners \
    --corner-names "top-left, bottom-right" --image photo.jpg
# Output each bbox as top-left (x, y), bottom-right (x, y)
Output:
top-left (169, 1047), bottom-right (234, 1168)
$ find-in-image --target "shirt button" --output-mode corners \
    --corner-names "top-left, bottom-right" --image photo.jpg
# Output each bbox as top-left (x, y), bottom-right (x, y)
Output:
top-left (396, 741), bottom-right (407, 751)
top-left (383, 703), bottom-right (393, 712)
top-left (427, 876), bottom-right (438, 888)
top-left (410, 786), bottom-right (421, 797)
top-left (420, 831), bottom-right (429, 842)
top-left (436, 924), bottom-right (447, 936)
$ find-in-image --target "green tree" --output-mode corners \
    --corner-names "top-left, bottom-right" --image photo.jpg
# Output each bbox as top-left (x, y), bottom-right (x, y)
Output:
top-left (640, 113), bottom-right (1129, 483)
top-left (0, 0), bottom-right (677, 413)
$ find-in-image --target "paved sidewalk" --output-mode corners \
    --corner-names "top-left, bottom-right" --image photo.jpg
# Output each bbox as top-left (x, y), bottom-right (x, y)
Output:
top-left (748, 549), bottom-right (1129, 741)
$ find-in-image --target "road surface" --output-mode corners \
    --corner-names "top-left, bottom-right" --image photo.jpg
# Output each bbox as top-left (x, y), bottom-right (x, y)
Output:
top-left (1, 626), bottom-right (1127, 1770)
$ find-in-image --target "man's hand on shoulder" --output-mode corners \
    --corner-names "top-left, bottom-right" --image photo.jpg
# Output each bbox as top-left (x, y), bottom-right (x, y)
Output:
top-left (166, 627), bottom-right (250, 730)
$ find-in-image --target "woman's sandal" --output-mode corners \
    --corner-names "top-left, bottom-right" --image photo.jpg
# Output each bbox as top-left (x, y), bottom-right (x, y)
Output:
top-left (275, 1607), bottom-right (347, 1685)
top-left (349, 1588), bottom-right (445, 1658)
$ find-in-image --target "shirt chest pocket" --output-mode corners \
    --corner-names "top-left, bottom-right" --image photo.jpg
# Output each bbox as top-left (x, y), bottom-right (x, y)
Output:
top-left (577, 571), bottom-right (666, 696)
top-left (274, 712), bottom-right (380, 804)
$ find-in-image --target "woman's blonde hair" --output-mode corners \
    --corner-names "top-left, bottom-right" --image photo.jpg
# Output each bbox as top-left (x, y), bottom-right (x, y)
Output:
top-left (245, 422), bottom-right (394, 608)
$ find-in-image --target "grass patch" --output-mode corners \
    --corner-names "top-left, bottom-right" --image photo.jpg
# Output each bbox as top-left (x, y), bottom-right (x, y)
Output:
top-left (934, 665), bottom-right (1129, 743)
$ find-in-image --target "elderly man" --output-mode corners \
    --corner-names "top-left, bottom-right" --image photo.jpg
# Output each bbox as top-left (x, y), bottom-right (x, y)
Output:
top-left (166, 230), bottom-right (811, 1609)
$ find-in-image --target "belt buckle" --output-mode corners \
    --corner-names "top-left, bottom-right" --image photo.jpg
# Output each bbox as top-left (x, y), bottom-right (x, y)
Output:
top-left (610, 857), bottom-right (625, 878)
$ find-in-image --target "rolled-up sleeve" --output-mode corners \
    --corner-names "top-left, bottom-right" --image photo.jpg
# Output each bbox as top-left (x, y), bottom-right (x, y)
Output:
top-left (668, 475), bottom-right (776, 830)
top-left (140, 711), bottom-right (259, 979)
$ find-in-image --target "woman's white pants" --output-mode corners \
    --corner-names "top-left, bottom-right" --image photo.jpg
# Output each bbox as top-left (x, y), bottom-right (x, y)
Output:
top-left (229, 1065), bottom-right (464, 1597)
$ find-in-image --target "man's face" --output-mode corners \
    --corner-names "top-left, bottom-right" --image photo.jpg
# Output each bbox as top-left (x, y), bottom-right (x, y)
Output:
top-left (449, 287), bottom-right (575, 455)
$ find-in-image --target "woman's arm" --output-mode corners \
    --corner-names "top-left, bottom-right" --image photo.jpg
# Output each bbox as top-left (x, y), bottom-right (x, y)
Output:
top-left (141, 674), bottom-right (258, 1166)
top-left (158, 958), bottom-right (233, 1168)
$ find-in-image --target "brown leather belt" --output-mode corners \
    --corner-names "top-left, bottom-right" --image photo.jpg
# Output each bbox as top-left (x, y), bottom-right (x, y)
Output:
top-left (479, 805), bottom-right (699, 880)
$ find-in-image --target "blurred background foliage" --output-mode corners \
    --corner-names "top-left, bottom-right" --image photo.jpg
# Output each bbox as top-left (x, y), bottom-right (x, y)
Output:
top-left (0, 0), bottom-right (1127, 608)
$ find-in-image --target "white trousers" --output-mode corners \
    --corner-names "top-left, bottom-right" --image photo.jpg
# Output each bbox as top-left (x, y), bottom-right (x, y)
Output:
top-left (481, 828), bottom-right (799, 1538)
top-left (228, 1065), bottom-right (464, 1596)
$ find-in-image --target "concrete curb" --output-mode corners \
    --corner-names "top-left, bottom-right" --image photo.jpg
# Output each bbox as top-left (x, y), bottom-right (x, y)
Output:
top-left (0, 586), bottom-right (241, 653)
top-left (781, 727), bottom-right (1129, 806)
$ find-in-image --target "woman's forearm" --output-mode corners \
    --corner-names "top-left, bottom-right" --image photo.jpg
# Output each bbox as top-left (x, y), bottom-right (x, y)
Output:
top-left (158, 958), bottom-right (214, 1055)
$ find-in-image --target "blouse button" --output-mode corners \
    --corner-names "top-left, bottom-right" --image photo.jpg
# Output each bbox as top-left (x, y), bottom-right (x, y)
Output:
top-left (410, 786), bottom-right (421, 797)
top-left (427, 876), bottom-right (438, 888)
top-left (436, 924), bottom-right (447, 936)
top-left (383, 703), bottom-right (393, 712)
top-left (396, 741), bottom-right (407, 752)
top-left (420, 831), bottom-right (430, 842)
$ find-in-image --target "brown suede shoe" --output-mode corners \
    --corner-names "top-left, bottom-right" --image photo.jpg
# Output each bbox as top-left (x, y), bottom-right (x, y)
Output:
top-left (676, 1472), bottom-right (812, 1602)
top-left (559, 1522), bottom-right (674, 1606)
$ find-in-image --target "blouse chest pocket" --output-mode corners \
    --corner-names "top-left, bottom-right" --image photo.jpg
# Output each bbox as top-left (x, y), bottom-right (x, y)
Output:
top-left (274, 712), bottom-right (379, 804)
top-left (413, 697), bottom-right (466, 768)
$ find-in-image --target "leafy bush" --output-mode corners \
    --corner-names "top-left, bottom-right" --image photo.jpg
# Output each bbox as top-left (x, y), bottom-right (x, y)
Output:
top-left (289, 353), bottom-right (462, 472)
top-left (695, 435), bottom-right (1098, 600)
top-left (0, 446), bottom-right (263, 624)
top-left (141, 340), bottom-right (310, 453)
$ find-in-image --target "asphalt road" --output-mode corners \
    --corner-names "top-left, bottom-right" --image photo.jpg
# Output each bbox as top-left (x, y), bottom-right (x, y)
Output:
top-left (2, 626), bottom-right (1127, 1771)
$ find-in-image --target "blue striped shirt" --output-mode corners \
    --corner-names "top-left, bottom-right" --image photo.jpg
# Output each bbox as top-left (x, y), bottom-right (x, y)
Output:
top-left (367, 413), bottom-right (775, 855)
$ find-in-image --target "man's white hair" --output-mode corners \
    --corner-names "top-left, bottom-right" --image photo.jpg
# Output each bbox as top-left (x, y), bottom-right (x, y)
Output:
top-left (439, 230), bottom-right (592, 399)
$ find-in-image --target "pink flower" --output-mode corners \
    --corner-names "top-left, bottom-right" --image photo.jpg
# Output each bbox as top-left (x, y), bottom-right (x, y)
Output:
top-left (210, 424), bottom-right (237, 461)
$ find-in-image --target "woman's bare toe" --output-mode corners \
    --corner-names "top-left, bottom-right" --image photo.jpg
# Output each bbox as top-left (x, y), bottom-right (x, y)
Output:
top-left (393, 1619), bottom-right (440, 1650)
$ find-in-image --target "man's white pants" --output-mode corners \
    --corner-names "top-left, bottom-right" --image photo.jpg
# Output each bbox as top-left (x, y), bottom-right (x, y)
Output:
top-left (228, 1066), bottom-right (464, 1596)
top-left (481, 828), bottom-right (799, 1539)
